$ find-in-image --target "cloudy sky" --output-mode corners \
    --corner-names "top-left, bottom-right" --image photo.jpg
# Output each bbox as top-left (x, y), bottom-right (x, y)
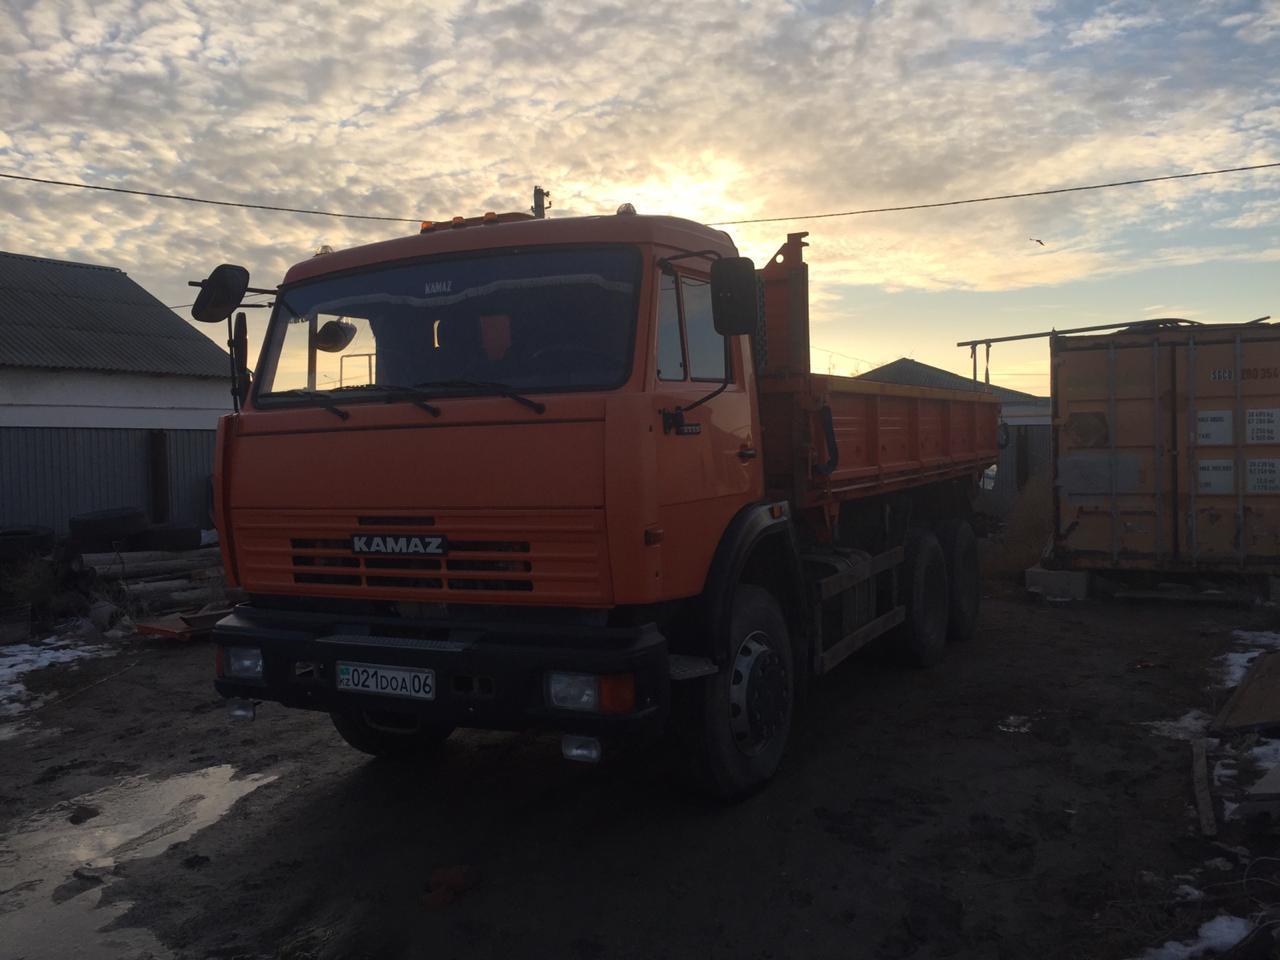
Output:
top-left (3, 0), bottom-right (1279, 394)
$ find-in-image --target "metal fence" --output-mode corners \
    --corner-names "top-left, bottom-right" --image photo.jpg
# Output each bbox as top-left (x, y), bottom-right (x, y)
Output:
top-left (0, 426), bottom-right (215, 534)
top-left (977, 423), bottom-right (1052, 518)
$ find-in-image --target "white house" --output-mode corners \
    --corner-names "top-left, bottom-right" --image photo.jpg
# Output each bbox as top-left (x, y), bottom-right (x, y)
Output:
top-left (0, 250), bottom-right (233, 533)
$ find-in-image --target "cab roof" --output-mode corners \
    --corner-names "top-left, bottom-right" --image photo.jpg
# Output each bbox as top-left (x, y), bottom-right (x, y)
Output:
top-left (282, 214), bottom-right (738, 286)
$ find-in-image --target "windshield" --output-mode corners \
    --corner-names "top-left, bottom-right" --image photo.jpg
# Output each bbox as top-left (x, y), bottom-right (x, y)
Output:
top-left (255, 246), bottom-right (640, 399)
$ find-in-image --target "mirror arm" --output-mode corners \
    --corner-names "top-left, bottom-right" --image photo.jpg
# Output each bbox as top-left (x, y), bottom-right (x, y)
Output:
top-left (187, 281), bottom-right (276, 296)
top-left (657, 249), bottom-right (723, 271)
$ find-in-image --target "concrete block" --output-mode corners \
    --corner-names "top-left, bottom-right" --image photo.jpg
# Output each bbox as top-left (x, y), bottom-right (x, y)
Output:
top-left (1025, 565), bottom-right (1090, 600)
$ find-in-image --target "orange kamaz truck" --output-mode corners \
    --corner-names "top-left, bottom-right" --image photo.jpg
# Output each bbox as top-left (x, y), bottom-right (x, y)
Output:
top-left (195, 207), bottom-right (998, 798)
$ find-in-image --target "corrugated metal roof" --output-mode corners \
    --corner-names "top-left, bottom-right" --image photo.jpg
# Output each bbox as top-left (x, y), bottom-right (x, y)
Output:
top-left (857, 357), bottom-right (1046, 405)
top-left (0, 250), bottom-right (229, 378)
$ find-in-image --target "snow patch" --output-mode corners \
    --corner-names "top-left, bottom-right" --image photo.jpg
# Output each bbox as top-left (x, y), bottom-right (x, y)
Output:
top-left (1143, 710), bottom-right (1212, 740)
top-left (1247, 739), bottom-right (1280, 768)
top-left (1135, 915), bottom-right (1251, 960)
top-left (1231, 630), bottom-right (1280, 650)
top-left (997, 715), bottom-right (1031, 733)
top-left (1172, 884), bottom-right (1204, 902)
top-left (0, 635), bottom-right (116, 718)
top-left (1212, 739), bottom-right (1280, 791)
top-left (1214, 651), bottom-right (1262, 688)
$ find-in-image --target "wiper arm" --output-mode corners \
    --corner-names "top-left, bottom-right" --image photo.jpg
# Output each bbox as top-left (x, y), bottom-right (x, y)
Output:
top-left (266, 388), bottom-right (351, 420)
top-left (332, 384), bottom-right (441, 417)
top-left (412, 379), bottom-right (546, 414)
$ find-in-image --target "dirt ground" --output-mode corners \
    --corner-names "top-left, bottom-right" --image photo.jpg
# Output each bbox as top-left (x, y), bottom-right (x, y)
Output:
top-left (2, 583), bottom-right (1279, 960)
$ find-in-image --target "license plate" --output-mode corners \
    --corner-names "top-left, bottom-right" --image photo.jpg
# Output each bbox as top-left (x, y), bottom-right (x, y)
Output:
top-left (336, 661), bottom-right (436, 700)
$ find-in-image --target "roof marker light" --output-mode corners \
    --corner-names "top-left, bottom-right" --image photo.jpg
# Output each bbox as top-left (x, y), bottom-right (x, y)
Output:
top-left (419, 220), bottom-right (434, 233)
top-left (617, 203), bottom-right (637, 215)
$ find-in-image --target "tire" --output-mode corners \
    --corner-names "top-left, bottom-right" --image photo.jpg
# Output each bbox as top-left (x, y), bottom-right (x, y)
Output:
top-left (937, 518), bottom-right (980, 643)
top-left (901, 529), bottom-right (949, 667)
top-left (69, 507), bottom-right (148, 544)
top-left (0, 526), bottom-right (55, 562)
top-left (137, 524), bottom-right (203, 552)
top-left (685, 585), bottom-right (794, 801)
top-left (330, 710), bottom-right (454, 759)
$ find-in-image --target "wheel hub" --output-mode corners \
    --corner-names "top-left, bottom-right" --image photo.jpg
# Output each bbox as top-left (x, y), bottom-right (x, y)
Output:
top-left (729, 632), bottom-right (790, 754)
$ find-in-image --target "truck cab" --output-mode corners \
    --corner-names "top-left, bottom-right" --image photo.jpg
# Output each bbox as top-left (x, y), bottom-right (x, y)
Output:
top-left (202, 209), bottom-right (996, 798)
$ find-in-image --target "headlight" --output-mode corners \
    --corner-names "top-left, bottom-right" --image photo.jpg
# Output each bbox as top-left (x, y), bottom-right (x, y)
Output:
top-left (222, 646), bottom-right (264, 680)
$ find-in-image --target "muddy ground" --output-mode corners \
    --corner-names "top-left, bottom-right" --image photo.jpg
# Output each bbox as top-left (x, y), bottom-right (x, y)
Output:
top-left (2, 585), bottom-right (1279, 960)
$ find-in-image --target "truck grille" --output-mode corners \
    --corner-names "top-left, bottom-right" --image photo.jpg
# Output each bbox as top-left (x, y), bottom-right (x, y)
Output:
top-left (234, 509), bottom-right (610, 605)
top-left (290, 538), bottom-right (533, 591)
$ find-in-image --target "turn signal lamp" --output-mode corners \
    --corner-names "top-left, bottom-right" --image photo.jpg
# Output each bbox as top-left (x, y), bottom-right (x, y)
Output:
top-left (546, 672), bottom-right (636, 714)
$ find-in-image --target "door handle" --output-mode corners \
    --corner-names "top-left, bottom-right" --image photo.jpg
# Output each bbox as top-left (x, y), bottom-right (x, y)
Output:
top-left (737, 446), bottom-right (758, 461)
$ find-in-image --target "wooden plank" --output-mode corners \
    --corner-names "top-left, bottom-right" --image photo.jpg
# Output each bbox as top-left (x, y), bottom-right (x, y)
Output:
top-left (1211, 652), bottom-right (1280, 734)
top-left (1192, 738), bottom-right (1218, 838)
top-left (82, 547), bottom-right (221, 567)
top-left (91, 557), bottom-right (223, 581)
top-left (819, 607), bottom-right (905, 674)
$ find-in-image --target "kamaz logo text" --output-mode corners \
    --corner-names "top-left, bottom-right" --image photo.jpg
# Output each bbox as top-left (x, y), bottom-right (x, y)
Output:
top-left (351, 535), bottom-right (447, 555)
top-left (424, 281), bottom-right (452, 294)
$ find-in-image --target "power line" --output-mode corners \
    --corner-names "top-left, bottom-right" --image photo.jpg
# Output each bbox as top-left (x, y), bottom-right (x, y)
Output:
top-left (810, 344), bottom-right (884, 368)
top-left (4, 160), bottom-right (1277, 229)
top-left (0, 172), bottom-right (422, 223)
top-left (707, 161), bottom-right (1280, 226)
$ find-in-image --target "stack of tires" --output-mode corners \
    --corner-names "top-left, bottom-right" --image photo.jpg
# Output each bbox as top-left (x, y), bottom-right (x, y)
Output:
top-left (1, 508), bottom-right (205, 562)
top-left (0, 526), bottom-right (55, 563)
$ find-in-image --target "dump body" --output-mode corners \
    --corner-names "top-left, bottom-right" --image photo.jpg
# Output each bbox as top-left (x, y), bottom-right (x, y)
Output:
top-left (759, 374), bottom-right (999, 512)
top-left (754, 232), bottom-right (998, 527)
top-left (1052, 322), bottom-right (1280, 573)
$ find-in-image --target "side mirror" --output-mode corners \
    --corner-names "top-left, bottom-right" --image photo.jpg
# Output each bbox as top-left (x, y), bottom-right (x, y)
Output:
top-left (710, 257), bottom-right (758, 336)
top-left (192, 264), bottom-right (250, 324)
top-left (314, 319), bottom-right (358, 353)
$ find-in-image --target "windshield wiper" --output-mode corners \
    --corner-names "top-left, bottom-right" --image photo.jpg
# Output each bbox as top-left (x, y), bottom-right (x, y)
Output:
top-left (266, 388), bottom-right (351, 420)
top-left (412, 379), bottom-right (546, 414)
top-left (331, 384), bottom-right (441, 417)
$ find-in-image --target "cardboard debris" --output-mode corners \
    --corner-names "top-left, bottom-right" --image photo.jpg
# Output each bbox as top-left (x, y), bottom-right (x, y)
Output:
top-left (134, 607), bottom-right (230, 641)
top-left (1212, 653), bottom-right (1280, 735)
top-left (1235, 765), bottom-right (1280, 822)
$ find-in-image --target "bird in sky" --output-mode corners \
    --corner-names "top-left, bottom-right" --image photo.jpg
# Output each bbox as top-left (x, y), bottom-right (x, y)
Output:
top-left (1030, 238), bottom-right (1045, 246)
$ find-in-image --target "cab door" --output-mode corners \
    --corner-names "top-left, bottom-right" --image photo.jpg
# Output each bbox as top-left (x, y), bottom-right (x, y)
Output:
top-left (652, 267), bottom-right (762, 596)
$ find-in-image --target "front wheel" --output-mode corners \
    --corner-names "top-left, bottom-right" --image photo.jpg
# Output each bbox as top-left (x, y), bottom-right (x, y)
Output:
top-left (685, 585), bottom-right (794, 801)
top-left (330, 710), bottom-right (454, 760)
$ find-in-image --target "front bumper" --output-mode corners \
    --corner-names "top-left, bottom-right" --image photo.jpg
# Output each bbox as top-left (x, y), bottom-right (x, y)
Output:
top-left (213, 603), bottom-right (670, 738)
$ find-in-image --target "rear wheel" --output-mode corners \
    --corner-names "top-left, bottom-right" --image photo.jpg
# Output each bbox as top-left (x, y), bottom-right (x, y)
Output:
top-left (685, 585), bottom-right (794, 801)
top-left (330, 710), bottom-right (454, 759)
top-left (937, 518), bottom-right (980, 643)
top-left (901, 529), bottom-right (949, 667)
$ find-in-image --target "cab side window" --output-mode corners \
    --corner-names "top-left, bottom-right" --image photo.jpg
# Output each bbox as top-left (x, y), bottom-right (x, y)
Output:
top-left (681, 277), bottom-right (727, 381)
top-left (656, 271), bottom-right (685, 381)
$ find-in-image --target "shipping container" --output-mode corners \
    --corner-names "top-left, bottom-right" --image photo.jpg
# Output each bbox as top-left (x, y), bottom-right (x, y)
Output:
top-left (1051, 321), bottom-right (1280, 573)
